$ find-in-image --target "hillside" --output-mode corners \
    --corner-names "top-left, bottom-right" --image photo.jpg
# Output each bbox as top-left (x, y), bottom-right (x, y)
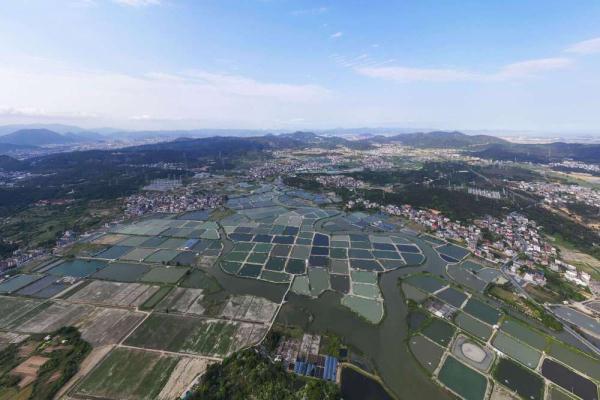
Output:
top-left (0, 155), bottom-right (23, 170)
top-left (0, 129), bottom-right (76, 146)
top-left (473, 142), bottom-right (600, 163)
top-left (367, 131), bottom-right (507, 148)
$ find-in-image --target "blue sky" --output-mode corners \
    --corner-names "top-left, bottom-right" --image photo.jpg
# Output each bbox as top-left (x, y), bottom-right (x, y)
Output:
top-left (1, 0), bottom-right (600, 132)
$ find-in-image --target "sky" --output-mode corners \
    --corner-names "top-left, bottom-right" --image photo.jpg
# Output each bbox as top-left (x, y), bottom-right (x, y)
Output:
top-left (1, 0), bottom-right (600, 133)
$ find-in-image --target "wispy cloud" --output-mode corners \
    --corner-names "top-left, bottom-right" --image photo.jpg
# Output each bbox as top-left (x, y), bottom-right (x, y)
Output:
top-left (495, 57), bottom-right (573, 79)
top-left (354, 57), bottom-right (573, 82)
top-left (566, 37), bottom-right (600, 55)
top-left (0, 57), bottom-right (331, 128)
top-left (330, 31), bottom-right (343, 39)
top-left (291, 6), bottom-right (328, 16)
top-left (112, 0), bottom-right (161, 7)
top-left (356, 66), bottom-right (475, 82)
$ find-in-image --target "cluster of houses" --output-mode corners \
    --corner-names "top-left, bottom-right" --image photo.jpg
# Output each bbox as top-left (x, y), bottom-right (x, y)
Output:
top-left (513, 181), bottom-right (600, 214)
top-left (124, 190), bottom-right (223, 218)
top-left (315, 175), bottom-right (365, 189)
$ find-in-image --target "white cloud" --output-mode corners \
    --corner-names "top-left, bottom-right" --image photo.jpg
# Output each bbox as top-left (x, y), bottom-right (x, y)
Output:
top-left (566, 37), bottom-right (600, 55)
top-left (355, 57), bottom-right (573, 82)
top-left (0, 58), bottom-right (331, 129)
top-left (330, 31), bottom-right (343, 39)
top-left (495, 57), bottom-right (573, 79)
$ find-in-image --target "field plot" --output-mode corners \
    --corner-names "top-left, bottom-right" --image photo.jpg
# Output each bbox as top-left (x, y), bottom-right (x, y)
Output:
top-left (156, 356), bottom-right (212, 400)
top-left (447, 267), bottom-right (487, 292)
top-left (120, 247), bottom-right (157, 261)
top-left (404, 274), bottom-right (446, 293)
top-left (463, 298), bottom-right (502, 325)
top-left (401, 252), bottom-right (426, 266)
top-left (96, 245), bottom-right (133, 260)
top-left (260, 270), bottom-right (291, 283)
top-left (454, 312), bottom-right (493, 341)
top-left (352, 282), bottom-right (380, 299)
top-left (220, 295), bottom-right (278, 323)
top-left (351, 270), bottom-right (378, 284)
top-left (157, 287), bottom-right (204, 315)
top-left (141, 266), bottom-right (189, 284)
top-left (341, 295), bottom-right (383, 324)
top-left (92, 233), bottom-right (127, 245)
top-left (291, 276), bottom-right (310, 296)
top-left (78, 307), bottom-right (146, 345)
top-left (401, 283), bottom-right (428, 303)
top-left (75, 347), bottom-right (180, 400)
top-left (0, 331), bottom-right (29, 350)
top-left (437, 244), bottom-right (470, 261)
top-left (551, 306), bottom-right (600, 337)
top-left (476, 268), bottom-right (502, 283)
top-left (409, 335), bottom-right (444, 373)
top-left (438, 356), bottom-right (488, 400)
top-left (67, 280), bottom-right (158, 308)
top-left (541, 358), bottom-right (598, 400)
top-left (308, 267), bottom-right (330, 297)
top-left (144, 249), bottom-right (181, 263)
top-left (548, 385), bottom-right (578, 400)
top-left (492, 331), bottom-right (541, 369)
top-left (493, 358), bottom-right (544, 400)
top-left (436, 287), bottom-right (468, 308)
top-left (15, 275), bottom-right (69, 298)
top-left (330, 274), bottom-right (350, 294)
top-left (0, 274), bottom-right (43, 294)
top-left (48, 259), bottom-right (107, 277)
top-left (91, 262), bottom-right (150, 282)
top-left (124, 313), bottom-right (267, 357)
top-left (500, 319), bottom-right (547, 351)
top-left (422, 318), bottom-right (455, 347)
top-left (0, 296), bottom-right (44, 328)
top-left (12, 301), bottom-right (93, 333)
top-left (547, 340), bottom-right (600, 381)
top-left (451, 334), bottom-right (494, 372)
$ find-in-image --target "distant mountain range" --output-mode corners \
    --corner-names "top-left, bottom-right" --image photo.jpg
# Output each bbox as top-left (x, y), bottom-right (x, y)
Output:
top-left (0, 128), bottom-right (104, 147)
top-left (365, 131), bottom-right (507, 148)
top-left (0, 125), bottom-right (598, 164)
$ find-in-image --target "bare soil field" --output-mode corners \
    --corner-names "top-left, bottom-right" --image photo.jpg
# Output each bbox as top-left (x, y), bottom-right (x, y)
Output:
top-left (220, 295), bottom-right (278, 323)
top-left (157, 356), bottom-right (212, 400)
top-left (67, 280), bottom-right (159, 308)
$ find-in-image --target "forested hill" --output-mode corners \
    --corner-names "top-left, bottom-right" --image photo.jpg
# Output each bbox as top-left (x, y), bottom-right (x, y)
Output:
top-left (365, 131), bottom-right (507, 148)
top-left (473, 142), bottom-right (600, 163)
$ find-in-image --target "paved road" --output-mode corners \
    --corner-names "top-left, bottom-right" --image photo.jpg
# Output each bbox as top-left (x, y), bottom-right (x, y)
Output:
top-left (499, 257), bottom-right (600, 356)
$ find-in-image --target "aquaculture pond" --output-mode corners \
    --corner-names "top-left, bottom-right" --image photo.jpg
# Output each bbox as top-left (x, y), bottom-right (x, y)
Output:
top-left (340, 367), bottom-right (394, 400)
top-left (541, 358), bottom-right (598, 400)
top-left (438, 356), bottom-right (488, 400)
top-left (493, 358), bottom-right (544, 400)
top-left (277, 267), bottom-right (453, 400)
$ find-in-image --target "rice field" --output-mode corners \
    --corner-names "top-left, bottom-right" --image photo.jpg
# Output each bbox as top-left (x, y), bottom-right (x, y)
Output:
top-left (75, 347), bottom-right (181, 400)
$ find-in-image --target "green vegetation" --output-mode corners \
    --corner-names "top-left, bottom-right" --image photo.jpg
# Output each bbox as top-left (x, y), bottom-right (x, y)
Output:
top-left (0, 240), bottom-right (18, 258)
top-left (192, 349), bottom-right (340, 400)
top-left (487, 283), bottom-right (563, 331)
top-left (0, 327), bottom-right (91, 400)
top-left (76, 347), bottom-right (179, 400)
top-left (524, 206), bottom-right (600, 260)
top-left (1, 199), bottom-right (121, 249)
